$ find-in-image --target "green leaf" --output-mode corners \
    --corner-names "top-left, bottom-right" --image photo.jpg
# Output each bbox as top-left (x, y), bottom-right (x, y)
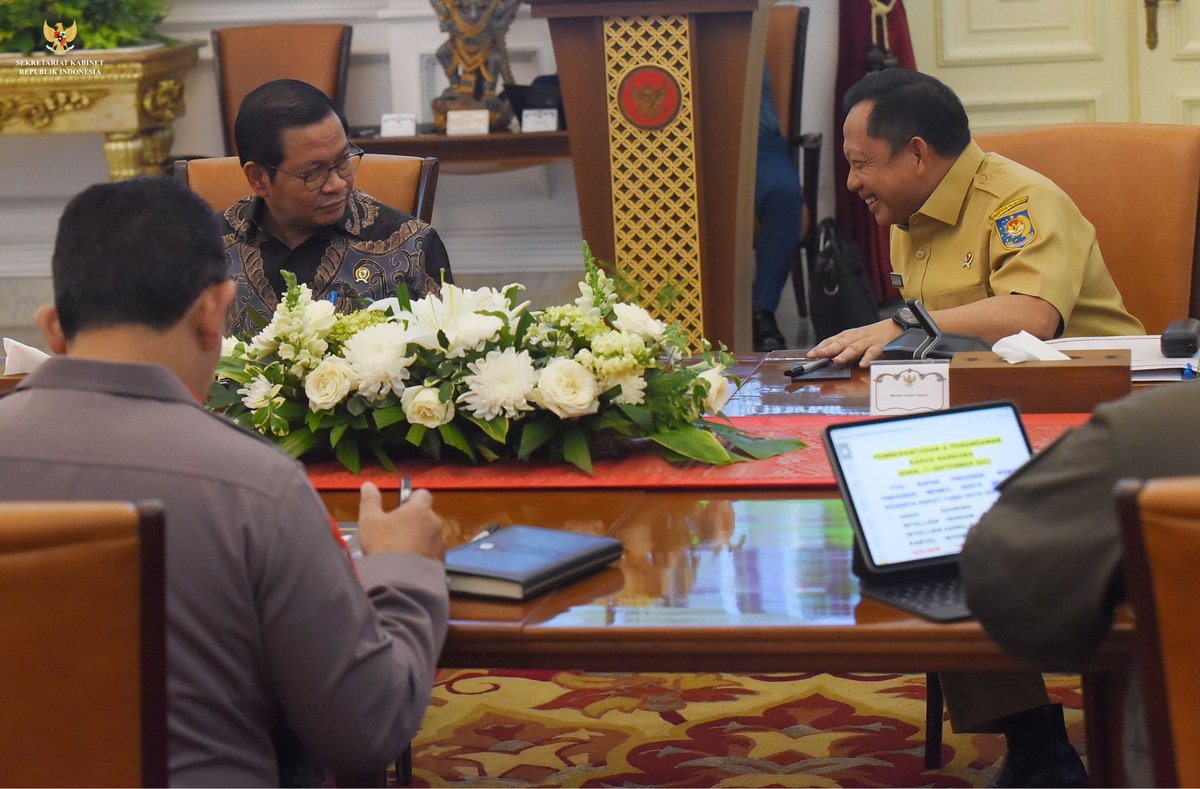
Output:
top-left (467, 414), bottom-right (508, 443)
top-left (650, 426), bottom-right (734, 465)
top-left (305, 409), bottom-right (323, 433)
top-left (345, 395), bottom-right (367, 417)
top-left (373, 404), bottom-right (407, 429)
top-left (705, 422), bottom-right (806, 460)
top-left (277, 426), bottom-right (317, 458)
top-left (617, 402), bottom-right (654, 432)
top-left (516, 417), bottom-right (557, 460)
top-left (330, 421), bottom-right (350, 449)
top-left (406, 423), bottom-right (427, 447)
top-left (563, 426), bottom-right (592, 474)
top-left (334, 431), bottom-right (361, 474)
top-left (368, 440), bottom-right (397, 473)
top-left (439, 422), bottom-right (476, 461)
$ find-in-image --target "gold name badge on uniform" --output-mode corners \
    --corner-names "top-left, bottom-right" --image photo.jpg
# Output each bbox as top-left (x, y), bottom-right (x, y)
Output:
top-left (890, 272), bottom-right (903, 288)
top-left (354, 265), bottom-right (371, 283)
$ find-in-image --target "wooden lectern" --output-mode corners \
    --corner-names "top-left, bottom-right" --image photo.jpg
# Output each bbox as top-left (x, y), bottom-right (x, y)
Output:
top-left (526, 0), bottom-right (770, 350)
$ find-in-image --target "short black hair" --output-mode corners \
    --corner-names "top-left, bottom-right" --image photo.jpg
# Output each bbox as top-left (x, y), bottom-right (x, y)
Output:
top-left (234, 78), bottom-right (348, 175)
top-left (52, 177), bottom-right (227, 339)
top-left (843, 69), bottom-right (971, 158)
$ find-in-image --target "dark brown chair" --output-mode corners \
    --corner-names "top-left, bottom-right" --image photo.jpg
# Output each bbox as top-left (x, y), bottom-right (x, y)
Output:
top-left (975, 123), bottom-right (1200, 334)
top-left (1117, 476), bottom-right (1200, 787)
top-left (212, 24), bottom-right (352, 156)
top-left (764, 4), bottom-right (823, 322)
top-left (0, 500), bottom-right (167, 787)
top-left (173, 153), bottom-right (441, 223)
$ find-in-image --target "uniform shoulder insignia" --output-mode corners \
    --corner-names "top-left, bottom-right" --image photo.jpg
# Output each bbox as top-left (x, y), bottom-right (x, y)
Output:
top-left (989, 196), bottom-right (1029, 222)
top-left (994, 206), bottom-right (1036, 250)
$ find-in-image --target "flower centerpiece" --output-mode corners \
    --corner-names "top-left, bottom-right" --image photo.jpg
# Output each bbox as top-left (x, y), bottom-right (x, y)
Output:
top-left (209, 246), bottom-right (803, 473)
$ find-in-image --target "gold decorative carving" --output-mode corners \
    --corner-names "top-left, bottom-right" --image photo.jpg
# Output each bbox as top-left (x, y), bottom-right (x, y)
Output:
top-left (141, 78), bottom-right (185, 122)
top-left (0, 88), bottom-right (109, 130)
top-left (604, 16), bottom-right (704, 347)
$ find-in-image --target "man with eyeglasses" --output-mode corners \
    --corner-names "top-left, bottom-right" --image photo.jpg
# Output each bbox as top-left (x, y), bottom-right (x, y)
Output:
top-left (220, 79), bottom-right (452, 336)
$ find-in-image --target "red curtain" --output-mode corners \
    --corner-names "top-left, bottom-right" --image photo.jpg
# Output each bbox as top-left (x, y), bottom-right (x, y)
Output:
top-left (834, 0), bottom-right (916, 303)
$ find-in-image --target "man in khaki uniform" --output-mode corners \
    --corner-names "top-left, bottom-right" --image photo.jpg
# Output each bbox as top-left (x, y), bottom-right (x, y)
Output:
top-left (811, 69), bottom-right (1141, 368)
top-left (812, 69), bottom-right (1107, 788)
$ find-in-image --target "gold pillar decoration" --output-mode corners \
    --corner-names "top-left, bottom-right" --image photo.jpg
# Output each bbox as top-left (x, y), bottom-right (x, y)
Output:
top-left (603, 16), bottom-right (704, 347)
top-left (0, 42), bottom-right (201, 180)
top-left (430, 0), bottom-right (519, 132)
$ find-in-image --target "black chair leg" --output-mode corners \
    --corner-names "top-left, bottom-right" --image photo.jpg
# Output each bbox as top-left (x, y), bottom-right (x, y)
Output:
top-left (395, 743), bottom-right (413, 786)
top-left (924, 672), bottom-right (944, 769)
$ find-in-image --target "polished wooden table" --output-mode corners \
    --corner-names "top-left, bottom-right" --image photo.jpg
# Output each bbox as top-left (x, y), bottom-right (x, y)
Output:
top-left (316, 351), bottom-right (1134, 786)
top-left (351, 130), bottom-right (570, 175)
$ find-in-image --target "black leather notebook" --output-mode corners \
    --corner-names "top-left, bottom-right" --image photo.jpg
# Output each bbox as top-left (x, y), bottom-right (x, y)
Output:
top-left (446, 525), bottom-right (623, 601)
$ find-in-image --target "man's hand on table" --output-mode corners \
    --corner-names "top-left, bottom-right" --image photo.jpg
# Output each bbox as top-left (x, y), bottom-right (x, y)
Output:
top-left (357, 481), bottom-right (446, 561)
top-left (808, 318), bottom-right (904, 367)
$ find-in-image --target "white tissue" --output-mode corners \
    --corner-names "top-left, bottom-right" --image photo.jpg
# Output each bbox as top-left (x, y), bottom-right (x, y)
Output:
top-left (991, 331), bottom-right (1072, 364)
top-left (3, 337), bottom-right (51, 375)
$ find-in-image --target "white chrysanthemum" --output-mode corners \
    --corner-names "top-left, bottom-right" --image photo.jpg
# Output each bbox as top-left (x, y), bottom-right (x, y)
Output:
top-left (697, 367), bottom-right (733, 414)
top-left (535, 358), bottom-right (600, 419)
top-left (304, 356), bottom-right (354, 411)
top-left (611, 302), bottom-right (665, 341)
top-left (401, 384), bottom-right (455, 428)
top-left (456, 348), bottom-right (537, 421)
top-left (342, 322), bottom-right (415, 401)
top-left (609, 372), bottom-right (647, 405)
top-left (400, 283), bottom-right (528, 355)
top-left (238, 374), bottom-right (279, 411)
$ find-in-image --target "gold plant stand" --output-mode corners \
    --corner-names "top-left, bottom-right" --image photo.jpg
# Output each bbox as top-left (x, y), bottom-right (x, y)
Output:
top-left (0, 41), bottom-right (202, 180)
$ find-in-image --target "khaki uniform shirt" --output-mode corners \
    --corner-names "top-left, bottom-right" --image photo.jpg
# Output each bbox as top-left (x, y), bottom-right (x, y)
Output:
top-left (891, 141), bottom-right (1143, 337)
top-left (0, 358), bottom-right (449, 786)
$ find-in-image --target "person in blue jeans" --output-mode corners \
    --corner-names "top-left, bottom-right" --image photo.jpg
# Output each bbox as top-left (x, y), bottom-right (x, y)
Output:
top-left (753, 68), bottom-right (805, 352)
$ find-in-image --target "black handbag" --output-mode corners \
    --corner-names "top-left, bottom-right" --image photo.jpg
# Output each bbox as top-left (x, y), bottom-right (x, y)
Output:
top-left (808, 218), bottom-right (880, 341)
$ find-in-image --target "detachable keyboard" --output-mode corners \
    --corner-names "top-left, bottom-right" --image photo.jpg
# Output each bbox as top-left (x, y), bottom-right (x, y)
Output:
top-left (862, 575), bottom-right (973, 622)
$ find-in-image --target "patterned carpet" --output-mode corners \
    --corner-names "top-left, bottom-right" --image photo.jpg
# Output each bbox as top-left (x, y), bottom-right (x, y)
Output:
top-left (403, 670), bottom-right (1085, 788)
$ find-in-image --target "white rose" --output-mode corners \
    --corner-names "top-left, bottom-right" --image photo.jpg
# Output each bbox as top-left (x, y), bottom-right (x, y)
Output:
top-left (697, 367), bottom-right (732, 414)
top-left (401, 385), bottom-right (455, 428)
top-left (238, 374), bottom-right (278, 411)
top-left (304, 356), bottom-right (354, 412)
top-left (611, 302), bottom-right (665, 341)
top-left (536, 358), bottom-right (600, 419)
top-left (303, 298), bottom-right (337, 335)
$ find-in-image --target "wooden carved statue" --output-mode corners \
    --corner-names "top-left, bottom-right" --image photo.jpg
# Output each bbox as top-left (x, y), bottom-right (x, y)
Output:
top-left (430, 0), bottom-right (519, 132)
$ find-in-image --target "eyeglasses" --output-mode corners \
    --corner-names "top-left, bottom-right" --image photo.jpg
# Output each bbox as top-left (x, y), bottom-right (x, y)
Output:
top-left (267, 144), bottom-right (365, 191)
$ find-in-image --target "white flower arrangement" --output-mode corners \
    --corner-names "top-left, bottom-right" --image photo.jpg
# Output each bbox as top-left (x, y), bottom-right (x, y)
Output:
top-left (209, 247), bottom-right (803, 473)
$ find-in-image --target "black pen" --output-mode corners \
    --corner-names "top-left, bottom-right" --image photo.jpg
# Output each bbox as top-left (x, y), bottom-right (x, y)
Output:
top-left (470, 524), bottom-right (505, 542)
top-left (784, 358), bottom-right (832, 378)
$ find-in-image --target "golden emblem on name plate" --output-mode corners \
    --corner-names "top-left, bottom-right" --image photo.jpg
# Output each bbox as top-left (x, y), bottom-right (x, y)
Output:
top-left (44, 20), bottom-right (78, 54)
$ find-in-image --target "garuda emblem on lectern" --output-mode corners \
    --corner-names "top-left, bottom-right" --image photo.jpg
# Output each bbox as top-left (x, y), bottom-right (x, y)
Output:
top-left (44, 20), bottom-right (78, 54)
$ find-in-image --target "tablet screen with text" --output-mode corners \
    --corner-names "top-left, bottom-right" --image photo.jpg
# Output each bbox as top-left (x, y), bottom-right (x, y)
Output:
top-left (826, 402), bottom-right (1031, 572)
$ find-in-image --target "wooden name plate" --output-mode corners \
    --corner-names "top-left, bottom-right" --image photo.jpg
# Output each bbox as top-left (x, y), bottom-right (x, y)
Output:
top-left (949, 349), bottom-right (1131, 413)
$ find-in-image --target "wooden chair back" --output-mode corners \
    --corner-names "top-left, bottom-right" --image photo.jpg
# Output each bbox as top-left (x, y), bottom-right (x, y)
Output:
top-left (174, 153), bottom-right (441, 223)
top-left (1117, 476), bottom-right (1200, 787)
top-left (0, 501), bottom-right (166, 787)
top-left (212, 24), bottom-right (353, 156)
top-left (975, 123), bottom-right (1200, 333)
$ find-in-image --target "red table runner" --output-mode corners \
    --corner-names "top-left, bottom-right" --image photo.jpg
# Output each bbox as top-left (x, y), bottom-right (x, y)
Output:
top-left (306, 413), bottom-right (1090, 492)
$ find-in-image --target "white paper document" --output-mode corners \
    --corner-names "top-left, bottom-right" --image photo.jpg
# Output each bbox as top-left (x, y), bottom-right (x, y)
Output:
top-left (1044, 335), bottom-right (1200, 381)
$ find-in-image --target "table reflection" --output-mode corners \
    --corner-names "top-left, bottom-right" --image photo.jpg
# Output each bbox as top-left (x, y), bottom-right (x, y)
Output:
top-left (536, 497), bottom-right (861, 628)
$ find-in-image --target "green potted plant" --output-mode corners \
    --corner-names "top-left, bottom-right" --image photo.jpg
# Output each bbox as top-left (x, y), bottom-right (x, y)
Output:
top-left (0, 0), bottom-right (171, 55)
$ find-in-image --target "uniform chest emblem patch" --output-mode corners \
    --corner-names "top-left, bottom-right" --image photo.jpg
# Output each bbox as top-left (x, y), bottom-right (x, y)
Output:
top-left (995, 209), bottom-right (1036, 249)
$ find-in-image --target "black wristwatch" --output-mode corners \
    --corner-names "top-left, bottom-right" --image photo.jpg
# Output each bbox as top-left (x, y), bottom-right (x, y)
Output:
top-left (891, 306), bottom-right (920, 330)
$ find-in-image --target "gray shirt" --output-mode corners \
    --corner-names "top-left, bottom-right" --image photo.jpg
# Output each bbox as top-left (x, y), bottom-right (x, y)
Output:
top-left (0, 358), bottom-right (449, 786)
top-left (962, 383), bottom-right (1200, 786)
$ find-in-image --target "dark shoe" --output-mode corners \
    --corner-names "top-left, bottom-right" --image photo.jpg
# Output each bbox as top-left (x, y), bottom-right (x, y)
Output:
top-left (991, 703), bottom-right (1088, 788)
top-left (753, 309), bottom-right (786, 352)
